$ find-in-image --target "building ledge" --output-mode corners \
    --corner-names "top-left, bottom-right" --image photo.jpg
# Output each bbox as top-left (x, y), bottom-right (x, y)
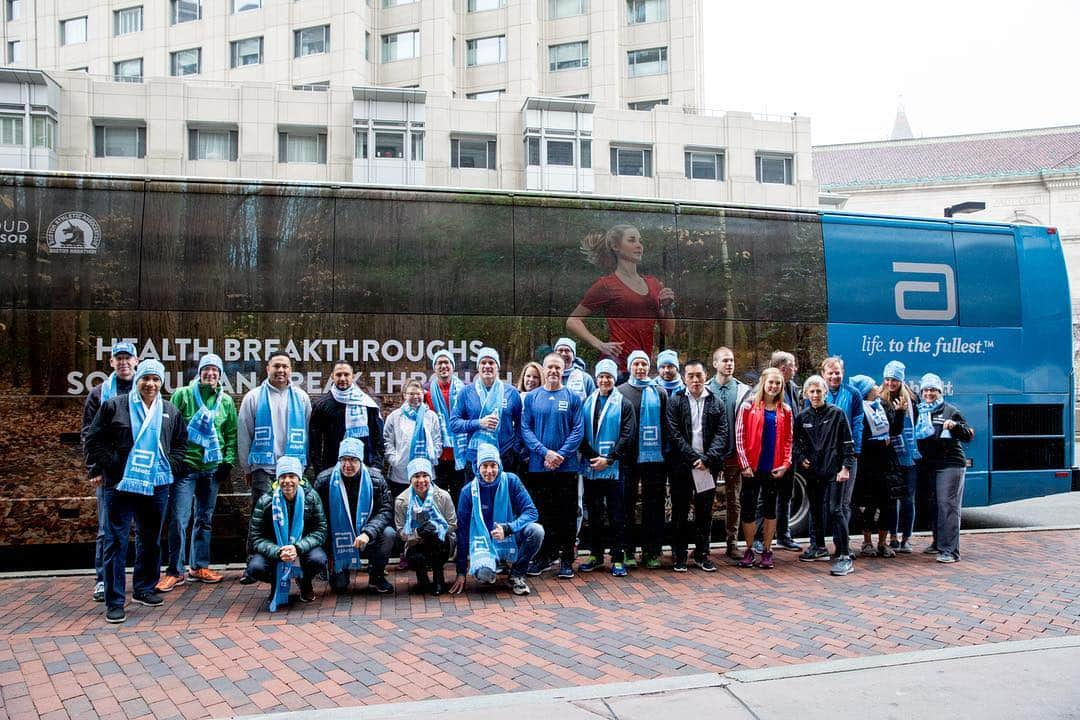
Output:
top-left (352, 86), bottom-right (426, 104)
top-left (522, 96), bottom-right (595, 114)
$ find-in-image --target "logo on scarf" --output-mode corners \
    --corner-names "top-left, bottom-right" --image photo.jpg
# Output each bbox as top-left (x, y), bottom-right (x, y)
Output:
top-left (129, 449), bottom-right (156, 469)
top-left (45, 212), bottom-right (101, 255)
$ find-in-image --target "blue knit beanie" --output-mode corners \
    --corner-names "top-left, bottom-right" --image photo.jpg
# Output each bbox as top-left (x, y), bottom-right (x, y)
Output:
top-left (883, 360), bottom-right (905, 382)
top-left (657, 349), bottom-right (679, 369)
top-left (407, 457), bottom-right (434, 480)
top-left (849, 374), bottom-right (876, 399)
top-left (919, 373), bottom-right (944, 392)
top-left (595, 359), bottom-right (618, 378)
top-left (133, 359), bottom-right (165, 383)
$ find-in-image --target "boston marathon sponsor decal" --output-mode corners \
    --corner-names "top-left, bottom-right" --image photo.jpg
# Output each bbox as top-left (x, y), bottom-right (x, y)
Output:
top-left (45, 212), bottom-right (101, 255)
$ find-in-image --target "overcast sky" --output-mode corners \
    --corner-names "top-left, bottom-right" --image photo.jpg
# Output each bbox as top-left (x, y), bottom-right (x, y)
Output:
top-left (702, 0), bottom-right (1080, 146)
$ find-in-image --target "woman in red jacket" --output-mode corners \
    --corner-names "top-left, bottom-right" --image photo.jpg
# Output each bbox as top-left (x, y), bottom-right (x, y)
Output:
top-left (734, 367), bottom-right (794, 569)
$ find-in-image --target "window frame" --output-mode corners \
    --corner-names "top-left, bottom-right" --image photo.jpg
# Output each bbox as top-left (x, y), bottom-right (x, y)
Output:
top-left (468, 0), bottom-right (506, 11)
top-left (278, 129), bottom-right (328, 164)
top-left (6, 0), bottom-right (20, 22)
top-left (169, 0), bottom-right (202, 25)
top-left (294, 25), bottom-right (330, 58)
top-left (546, 139), bottom-right (574, 167)
top-left (113, 6), bottom-right (143, 36)
top-left (609, 145), bottom-right (652, 177)
top-left (465, 35), bottom-right (506, 67)
top-left (170, 47), bottom-right (201, 77)
top-left (113, 57), bottom-right (144, 83)
top-left (549, 0), bottom-right (586, 18)
top-left (6, 40), bottom-right (22, 65)
top-left (31, 116), bottom-right (56, 149)
top-left (627, 46), bottom-right (668, 77)
top-left (548, 40), bottom-right (589, 72)
top-left (381, 30), bottom-right (420, 62)
top-left (0, 115), bottom-right (23, 146)
top-left (94, 124), bottom-right (147, 158)
top-left (755, 152), bottom-right (794, 185)
top-left (628, 99), bottom-right (668, 111)
top-left (231, 0), bottom-right (261, 12)
top-left (188, 127), bottom-right (239, 161)
top-left (626, 0), bottom-right (667, 25)
top-left (450, 136), bottom-right (497, 170)
top-left (60, 16), bottom-right (88, 46)
top-left (230, 36), bottom-right (263, 68)
top-left (684, 149), bottom-right (725, 181)
top-left (466, 89), bottom-right (505, 101)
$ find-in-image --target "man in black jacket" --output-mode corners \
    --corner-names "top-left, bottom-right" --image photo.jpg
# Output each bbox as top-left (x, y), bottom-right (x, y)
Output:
top-left (246, 456), bottom-right (328, 607)
top-left (666, 360), bottom-right (729, 572)
top-left (81, 340), bottom-right (138, 603)
top-left (84, 359), bottom-right (187, 624)
top-left (314, 438), bottom-right (395, 594)
top-left (309, 361), bottom-right (385, 478)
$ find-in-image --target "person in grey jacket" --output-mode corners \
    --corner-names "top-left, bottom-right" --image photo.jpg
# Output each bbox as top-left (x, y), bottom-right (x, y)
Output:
top-left (394, 458), bottom-right (457, 595)
top-left (383, 379), bottom-right (444, 497)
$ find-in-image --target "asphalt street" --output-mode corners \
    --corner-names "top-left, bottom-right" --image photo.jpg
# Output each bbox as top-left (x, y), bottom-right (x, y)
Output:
top-left (962, 490), bottom-right (1080, 529)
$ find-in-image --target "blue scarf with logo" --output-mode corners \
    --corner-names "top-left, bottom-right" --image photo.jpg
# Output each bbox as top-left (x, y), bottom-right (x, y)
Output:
top-left (249, 382), bottom-right (307, 467)
top-left (629, 377), bottom-right (663, 463)
top-left (403, 404), bottom-right (432, 462)
top-left (402, 486), bottom-right (450, 541)
top-left (467, 475), bottom-right (518, 578)
top-left (329, 463), bottom-right (373, 571)
top-left (269, 484), bottom-right (305, 612)
top-left (331, 385), bottom-right (378, 440)
top-left (101, 372), bottom-right (120, 403)
top-left (915, 398), bottom-right (943, 440)
top-left (864, 399), bottom-right (890, 440)
top-left (187, 380), bottom-right (223, 464)
top-left (429, 375), bottom-right (467, 470)
top-left (118, 390), bottom-right (173, 496)
top-left (469, 378), bottom-right (505, 453)
top-left (582, 390), bottom-right (622, 480)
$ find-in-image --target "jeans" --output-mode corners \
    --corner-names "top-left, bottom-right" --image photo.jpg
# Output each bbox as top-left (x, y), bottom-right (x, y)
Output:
top-left (933, 467), bottom-right (965, 560)
top-left (804, 471), bottom-right (830, 550)
top-left (329, 525), bottom-right (396, 589)
top-left (246, 546), bottom-right (327, 586)
top-left (828, 476), bottom-right (856, 557)
top-left (509, 522), bottom-right (544, 576)
top-left (102, 484), bottom-right (170, 610)
top-left (623, 462), bottom-right (667, 556)
top-left (892, 464), bottom-right (918, 540)
top-left (94, 485), bottom-right (108, 583)
top-left (741, 471), bottom-right (778, 524)
top-left (670, 469), bottom-right (716, 563)
top-left (721, 457), bottom-right (743, 544)
top-left (165, 469), bottom-right (221, 574)
top-left (583, 477), bottom-right (626, 563)
top-left (526, 471), bottom-right (577, 564)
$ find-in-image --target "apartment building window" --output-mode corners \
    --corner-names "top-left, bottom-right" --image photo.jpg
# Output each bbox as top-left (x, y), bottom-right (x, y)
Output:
top-left (626, 0), bottom-right (666, 24)
top-left (278, 129), bottom-right (327, 163)
top-left (610, 145), bottom-right (651, 176)
top-left (466, 89), bottom-right (504, 101)
top-left (685, 149), bottom-right (724, 181)
top-left (295, 26), bottom-right (330, 57)
top-left (188, 127), bottom-right (238, 161)
top-left (628, 99), bottom-right (667, 111)
top-left (466, 36), bottom-right (505, 66)
top-left (60, 17), bottom-right (88, 45)
top-left (549, 0), bottom-right (586, 18)
top-left (170, 0), bottom-right (201, 24)
top-left (373, 131), bottom-right (404, 159)
top-left (451, 136), bottom-right (496, 169)
top-left (94, 124), bottom-right (146, 158)
top-left (547, 140), bottom-right (574, 166)
top-left (69, 66), bottom-right (89, 72)
top-left (114, 7), bottom-right (143, 35)
top-left (232, 0), bottom-right (260, 12)
top-left (364, 31), bottom-right (371, 61)
top-left (293, 81), bottom-right (329, 91)
top-left (382, 0), bottom-right (417, 6)
top-left (32, 116), bottom-right (57, 149)
top-left (0, 115), bottom-right (22, 145)
top-left (627, 46), bottom-right (667, 76)
top-left (756, 153), bottom-right (794, 185)
top-left (382, 30), bottom-right (419, 62)
top-left (6, 41), bottom-right (21, 65)
top-left (5, 0), bottom-right (20, 21)
top-left (170, 48), bottom-right (201, 76)
top-left (549, 41), bottom-right (588, 71)
top-left (355, 130), bottom-right (368, 159)
top-left (468, 0), bottom-right (505, 11)
top-left (580, 139), bottom-right (591, 168)
top-left (114, 58), bottom-right (143, 83)
top-left (231, 37), bottom-right (263, 67)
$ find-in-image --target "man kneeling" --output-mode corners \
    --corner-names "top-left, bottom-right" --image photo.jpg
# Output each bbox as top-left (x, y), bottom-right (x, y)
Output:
top-left (315, 438), bottom-right (395, 595)
top-left (394, 458), bottom-right (456, 595)
top-left (450, 444), bottom-right (544, 596)
top-left (246, 457), bottom-right (328, 610)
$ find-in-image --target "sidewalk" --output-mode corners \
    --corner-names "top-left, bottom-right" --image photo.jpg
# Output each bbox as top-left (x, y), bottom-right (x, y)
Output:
top-left (1, 528), bottom-right (1078, 720)
top-left (233, 635), bottom-right (1080, 720)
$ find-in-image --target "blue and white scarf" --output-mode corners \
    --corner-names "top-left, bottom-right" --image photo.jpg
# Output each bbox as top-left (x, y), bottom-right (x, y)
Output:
top-left (269, 485), bottom-right (305, 612)
top-left (331, 385), bottom-right (378, 439)
top-left (186, 380), bottom-right (223, 464)
top-left (467, 476), bottom-right (518, 578)
top-left (249, 382), bottom-right (307, 467)
top-left (329, 463), bottom-right (373, 571)
top-left (117, 390), bottom-right (173, 496)
top-left (101, 372), bottom-right (120, 403)
top-left (659, 377), bottom-right (685, 395)
top-left (863, 399), bottom-right (890, 440)
top-left (629, 376), bottom-right (663, 463)
top-left (403, 404), bottom-right (433, 462)
top-left (402, 486), bottom-right (450, 542)
top-left (429, 375), bottom-right (467, 470)
top-left (582, 390), bottom-right (622, 480)
top-left (915, 398), bottom-right (943, 440)
top-left (469, 378), bottom-right (505, 453)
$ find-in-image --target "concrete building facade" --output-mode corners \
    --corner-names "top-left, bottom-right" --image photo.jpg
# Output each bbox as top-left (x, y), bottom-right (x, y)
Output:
top-left (0, 0), bottom-right (817, 205)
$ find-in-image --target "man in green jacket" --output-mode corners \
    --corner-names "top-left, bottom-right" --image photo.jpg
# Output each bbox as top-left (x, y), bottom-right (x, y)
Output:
top-left (157, 354), bottom-right (238, 591)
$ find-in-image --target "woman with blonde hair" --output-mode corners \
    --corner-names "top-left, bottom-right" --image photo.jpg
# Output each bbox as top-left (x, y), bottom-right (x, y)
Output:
top-left (733, 367), bottom-right (794, 569)
top-left (566, 224), bottom-right (675, 370)
top-left (517, 361), bottom-right (543, 399)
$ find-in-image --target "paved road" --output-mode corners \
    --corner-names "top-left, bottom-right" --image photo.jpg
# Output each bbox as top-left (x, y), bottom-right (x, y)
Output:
top-left (962, 490), bottom-right (1080, 529)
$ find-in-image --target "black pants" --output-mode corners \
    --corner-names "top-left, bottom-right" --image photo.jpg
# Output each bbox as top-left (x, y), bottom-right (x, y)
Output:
top-left (526, 471), bottom-right (578, 564)
top-left (756, 466), bottom-right (794, 540)
top-left (669, 469), bottom-right (716, 563)
top-left (741, 471), bottom-right (778, 524)
top-left (246, 546), bottom-right (327, 587)
top-left (804, 471), bottom-right (830, 550)
top-left (328, 525), bottom-right (396, 590)
top-left (435, 458), bottom-right (468, 506)
top-left (623, 462), bottom-right (667, 557)
top-left (404, 534), bottom-right (453, 572)
top-left (583, 477), bottom-right (626, 563)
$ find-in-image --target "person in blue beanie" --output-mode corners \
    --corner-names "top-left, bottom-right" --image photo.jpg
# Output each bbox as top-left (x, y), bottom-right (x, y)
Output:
top-left (881, 360), bottom-right (920, 553)
top-left (450, 444), bottom-right (543, 596)
top-left (450, 346), bottom-right (523, 475)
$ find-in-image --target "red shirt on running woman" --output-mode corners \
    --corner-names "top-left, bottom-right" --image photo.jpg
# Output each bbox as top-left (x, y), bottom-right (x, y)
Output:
top-left (579, 274), bottom-right (665, 367)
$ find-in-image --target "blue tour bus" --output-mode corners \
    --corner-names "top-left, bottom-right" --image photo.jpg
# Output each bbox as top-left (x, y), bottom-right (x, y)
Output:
top-left (0, 171), bottom-right (1072, 568)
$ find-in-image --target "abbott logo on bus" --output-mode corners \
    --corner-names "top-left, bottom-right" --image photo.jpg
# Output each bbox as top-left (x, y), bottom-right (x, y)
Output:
top-left (892, 262), bottom-right (956, 321)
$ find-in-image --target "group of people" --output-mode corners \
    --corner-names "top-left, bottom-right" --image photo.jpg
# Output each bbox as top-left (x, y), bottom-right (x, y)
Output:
top-left (81, 338), bottom-right (973, 624)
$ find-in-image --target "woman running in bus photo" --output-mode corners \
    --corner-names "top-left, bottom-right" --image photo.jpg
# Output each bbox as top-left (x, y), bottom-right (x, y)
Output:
top-left (566, 224), bottom-right (676, 369)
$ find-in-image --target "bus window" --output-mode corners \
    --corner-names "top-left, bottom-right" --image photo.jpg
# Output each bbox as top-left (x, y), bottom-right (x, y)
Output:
top-left (954, 227), bottom-right (1021, 327)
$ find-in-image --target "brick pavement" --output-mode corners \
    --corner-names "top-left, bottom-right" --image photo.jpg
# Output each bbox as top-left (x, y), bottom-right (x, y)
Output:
top-left (1, 529), bottom-right (1078, 720)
